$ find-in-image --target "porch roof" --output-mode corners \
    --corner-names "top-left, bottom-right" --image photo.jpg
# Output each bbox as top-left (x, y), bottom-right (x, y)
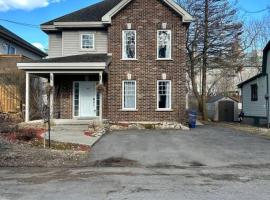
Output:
top-left (17, 53), bottom-right (111, 70)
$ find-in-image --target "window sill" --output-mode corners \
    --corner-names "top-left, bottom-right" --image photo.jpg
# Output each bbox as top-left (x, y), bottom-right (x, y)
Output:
top-left (79, 49), bottom-right (96, 52)
top-left (156, 59), bottom-right (173, 61)
top-left (156, 109), bottom-right (173, 112)
top-left (121, 109), bottom-right (138, 112)
top-left (121, 59), bottom-right (138, 61)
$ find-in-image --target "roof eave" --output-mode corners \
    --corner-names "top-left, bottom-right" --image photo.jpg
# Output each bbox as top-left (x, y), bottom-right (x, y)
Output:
top-left (17, 62), bottom-right (107, 70)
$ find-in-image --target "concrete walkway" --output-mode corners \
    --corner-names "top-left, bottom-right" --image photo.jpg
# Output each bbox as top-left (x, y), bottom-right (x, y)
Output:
top-left (45, 125), bottom-right (102, 146)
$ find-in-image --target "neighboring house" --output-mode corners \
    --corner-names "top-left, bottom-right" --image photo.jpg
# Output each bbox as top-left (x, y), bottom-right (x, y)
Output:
top-left (17, 0), bottom-right (193, 123)
top-left (207, 95), bottom-right (240, 122)
top-left (0, 25), bottom-right (47, 113)
top-left (238, 41), bottom-right (270, 126)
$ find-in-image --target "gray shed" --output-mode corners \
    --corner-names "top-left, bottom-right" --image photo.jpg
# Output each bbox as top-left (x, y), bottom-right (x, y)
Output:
top-left (207, 95), bottom-right (240, 122)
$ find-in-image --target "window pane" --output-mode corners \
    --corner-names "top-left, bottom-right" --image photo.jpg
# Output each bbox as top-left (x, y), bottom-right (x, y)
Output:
top-left (157, 30), bottom-right (171, 59)
top-left (8, 46), bottom-right (16, 55)
top-left (158, 81), bottom-right (171, 109)
top-left (123, 30), bottom-right (136, 59)
top-left (74, 83), bottom-right (79, 116)
top-left (123, 81), bottom-right (136, 109)
top-left (82, 34), bottom-right (94, 49)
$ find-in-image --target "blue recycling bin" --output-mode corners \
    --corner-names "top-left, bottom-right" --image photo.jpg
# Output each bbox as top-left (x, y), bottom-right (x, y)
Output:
top-left (188, 111), bottom-right (197, 128)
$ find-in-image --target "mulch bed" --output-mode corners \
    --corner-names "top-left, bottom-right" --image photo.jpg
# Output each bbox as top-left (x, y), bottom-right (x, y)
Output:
top-left (0, 126), bottom-right (91, 167)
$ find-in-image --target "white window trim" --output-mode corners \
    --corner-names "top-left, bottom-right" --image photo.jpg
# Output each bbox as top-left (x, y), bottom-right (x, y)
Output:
top-left (122, 80), bottom-right (137, 111)
top-left (122, 30), bottom-right (137, 60)
top-left (156, 30), bottom-right (172, 60)
top-left (157, 80), bottom-right (172, 111)
top-left (80, 33), bottom-right (95, 51)
top-left (73, 81), bottom-right (80, 118)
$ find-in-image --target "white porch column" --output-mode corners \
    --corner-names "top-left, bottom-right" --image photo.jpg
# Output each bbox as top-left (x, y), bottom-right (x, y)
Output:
top-left (25, 72), bottom-right (30, 122)
top-left (50, 73), bottom-right (54, 118)
top-left (99, 72), bottom-right (103, 122)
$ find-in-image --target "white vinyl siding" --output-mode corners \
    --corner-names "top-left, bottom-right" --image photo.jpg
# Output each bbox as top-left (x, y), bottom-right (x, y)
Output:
top-left (122, 80), bottom-right (136, 110)
top-left (62, 31), bottom-right (108, 56)
top-left (242, 76), bottom-right (267, 117)
top-left (48, 33), bottom-right (62, 58)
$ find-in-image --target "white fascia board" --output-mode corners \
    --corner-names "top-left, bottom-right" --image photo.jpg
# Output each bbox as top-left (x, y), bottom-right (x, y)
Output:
top-left (40, 25), bottom-right (58, 31)
top-left (163, 0), bottom-right (193, 22)
top-left (102, 0), bottom-right (132, 23)
top-left (17, 62), bottom-right (106, 70)
top-left (102, 0), bottom-right (193, 24)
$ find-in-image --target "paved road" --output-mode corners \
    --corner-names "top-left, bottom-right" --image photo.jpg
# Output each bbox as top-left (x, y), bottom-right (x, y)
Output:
top-left (1, 125), bottom-right (270, 200)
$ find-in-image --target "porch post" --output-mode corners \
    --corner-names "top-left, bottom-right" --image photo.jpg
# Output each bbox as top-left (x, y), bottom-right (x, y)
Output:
top-left (50, 73), bottom-right (54, 118)
top-left (99, 72), bottom-right (103, 122)
top-left (25, 72), bottom-right (30, 122)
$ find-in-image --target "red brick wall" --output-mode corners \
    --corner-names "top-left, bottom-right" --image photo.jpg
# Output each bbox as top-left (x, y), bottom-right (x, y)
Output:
top-left (106, 0), bottom-right (188, 122)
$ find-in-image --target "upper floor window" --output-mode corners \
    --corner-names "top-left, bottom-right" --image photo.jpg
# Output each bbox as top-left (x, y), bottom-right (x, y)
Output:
top-left (251, 84), bottom-right (258, 101)
top-left (157, 30), bottom-right (171, 60)
top-left (81, 34), bottom-right (95, 50)
top-left (122, 30), bottom-right (136, 60)
top-left (3, 43), bottom-right (16, 55)
top-left (122, 80), bottom-right (136, 110)
top-left (8, 46), bottom-right (16, 55)
top-left (157, 80), bottom-right (171, 110)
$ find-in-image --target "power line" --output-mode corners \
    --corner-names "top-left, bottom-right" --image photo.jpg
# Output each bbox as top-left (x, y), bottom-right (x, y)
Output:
top-left (0, 19), bottom-right (39, 28)
top-left (240, 6), bottom-right (270, 14)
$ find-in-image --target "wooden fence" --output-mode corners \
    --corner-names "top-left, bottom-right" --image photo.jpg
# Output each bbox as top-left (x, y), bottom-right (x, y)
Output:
top-left (0, 85), bottom-right (21, 113)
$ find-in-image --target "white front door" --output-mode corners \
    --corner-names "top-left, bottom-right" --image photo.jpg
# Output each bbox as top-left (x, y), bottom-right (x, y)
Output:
top-left (74, 81), bottom-right (96, 118)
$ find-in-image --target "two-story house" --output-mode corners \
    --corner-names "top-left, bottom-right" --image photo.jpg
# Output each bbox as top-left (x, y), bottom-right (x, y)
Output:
top-left (0, 25), bottom-right (47, 113)
top-left (18, 0), bottom-right (192, 123)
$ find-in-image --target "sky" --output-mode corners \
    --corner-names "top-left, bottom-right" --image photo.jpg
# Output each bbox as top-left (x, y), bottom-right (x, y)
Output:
top-left (0, 0), bottom-right (269, 51)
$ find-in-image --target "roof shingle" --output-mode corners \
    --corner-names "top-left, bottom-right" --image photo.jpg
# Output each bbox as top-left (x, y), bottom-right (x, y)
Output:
top-left (42, 0), bottom-right (122, 25)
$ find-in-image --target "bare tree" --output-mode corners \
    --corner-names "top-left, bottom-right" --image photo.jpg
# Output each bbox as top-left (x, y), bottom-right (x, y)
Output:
top-left (177, 0), bottom-right (243, 120)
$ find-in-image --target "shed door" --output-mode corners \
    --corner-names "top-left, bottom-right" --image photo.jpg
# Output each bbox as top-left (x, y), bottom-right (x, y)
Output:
top-left (218, 101), bottom-right (234, 122)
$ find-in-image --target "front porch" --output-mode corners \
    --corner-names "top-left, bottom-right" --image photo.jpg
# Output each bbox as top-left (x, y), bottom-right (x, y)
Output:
top-left (17, 54), bottom-right (111, 122)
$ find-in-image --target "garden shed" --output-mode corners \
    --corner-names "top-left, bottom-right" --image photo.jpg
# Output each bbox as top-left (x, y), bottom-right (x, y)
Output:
top-left (207, 95), bottom-right (240, 122)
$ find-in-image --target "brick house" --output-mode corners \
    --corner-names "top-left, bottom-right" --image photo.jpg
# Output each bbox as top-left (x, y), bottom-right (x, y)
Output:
top-left (18, 0), bottom-right (192, 123)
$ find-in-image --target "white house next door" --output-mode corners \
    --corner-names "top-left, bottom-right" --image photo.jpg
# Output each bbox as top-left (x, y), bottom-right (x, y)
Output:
top-left (73, 81), bottom-right (96, 118)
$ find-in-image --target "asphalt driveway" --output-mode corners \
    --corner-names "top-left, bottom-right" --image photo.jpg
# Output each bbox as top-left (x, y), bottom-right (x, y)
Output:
top-left (89, 125), bottom-right (270, 168)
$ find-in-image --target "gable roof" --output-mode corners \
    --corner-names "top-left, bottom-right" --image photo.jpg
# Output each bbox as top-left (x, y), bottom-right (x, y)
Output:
top-left (207, 95), bottom-right (240, 103)
top-left (41, 0), bottom-right (193, 29)
top-left (42, 0), bottom-right (122, 26)
top-left (0, 25), bottom-right (47, 57)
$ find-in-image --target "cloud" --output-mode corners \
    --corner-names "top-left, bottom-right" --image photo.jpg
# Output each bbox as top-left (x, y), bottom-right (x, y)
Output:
top-left (32, 42), bottom-right (46, 52)
top-left (0, 0), bottom-right (63, 11)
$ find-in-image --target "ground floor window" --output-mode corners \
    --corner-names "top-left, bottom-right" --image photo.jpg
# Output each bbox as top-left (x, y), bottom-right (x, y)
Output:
top-left (251, 84), bottom-right (258, 101)
top-left (157, 80), bottom-right (171, 110)
top-left (122, 80), bottom-right (136, 110)
top-left (96, 92), bottom-right (100, 116)
top-left (73, 82), bottom-right (79, 116)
